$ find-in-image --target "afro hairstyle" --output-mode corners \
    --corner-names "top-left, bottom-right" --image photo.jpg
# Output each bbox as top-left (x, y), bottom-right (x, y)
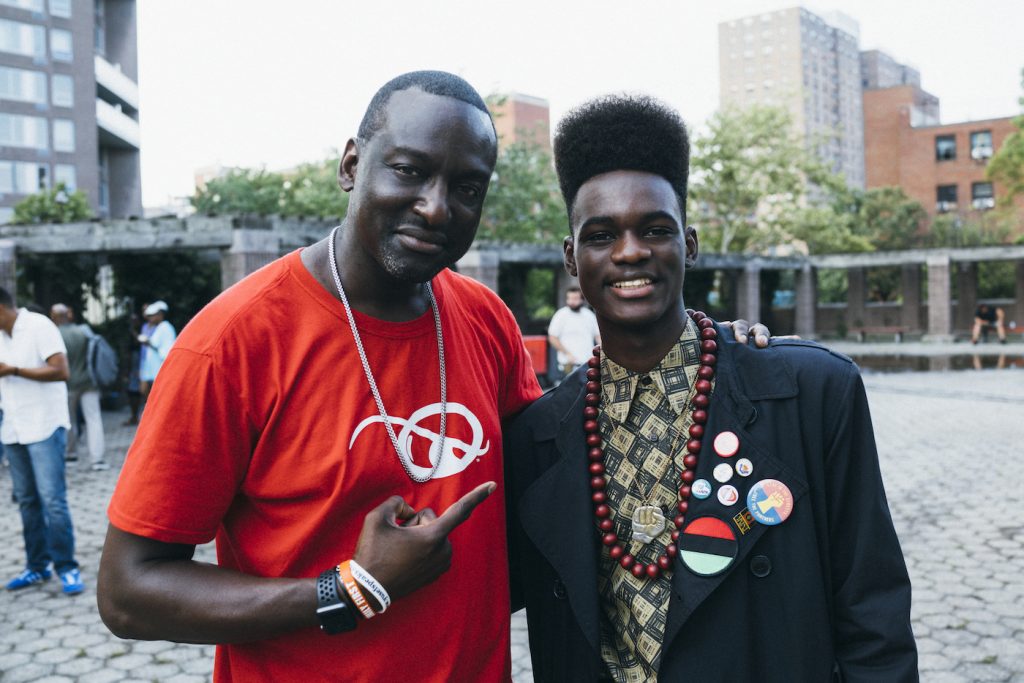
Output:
top-left (357, 70), bottom-right (494, 142)
top-left (553, 94), bottom-right (689, 222)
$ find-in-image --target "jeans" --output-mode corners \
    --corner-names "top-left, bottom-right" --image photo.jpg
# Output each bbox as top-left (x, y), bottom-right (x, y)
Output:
top-left (6, 427), bottom-right (78, 574)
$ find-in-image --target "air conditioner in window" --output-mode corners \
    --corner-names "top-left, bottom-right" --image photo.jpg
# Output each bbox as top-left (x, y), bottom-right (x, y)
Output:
top-left (936, 201), bottom-right (958, 212)
top-left (971, 197), bottom-right (995, 210)
top-left (971, 145), bottom-right (993, 160)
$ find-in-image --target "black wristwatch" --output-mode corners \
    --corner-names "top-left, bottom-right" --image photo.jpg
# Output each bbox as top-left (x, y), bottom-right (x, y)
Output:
top-left (316, 568), bottom-right (357, 634)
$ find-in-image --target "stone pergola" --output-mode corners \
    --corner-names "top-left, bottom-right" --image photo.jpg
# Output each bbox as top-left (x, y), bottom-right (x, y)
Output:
top-left (1, 215), bottom-right (1021, 340)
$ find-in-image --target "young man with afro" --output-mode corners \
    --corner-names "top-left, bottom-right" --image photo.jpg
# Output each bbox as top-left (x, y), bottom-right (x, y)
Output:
top-left (505, 94), bottom-right (918, 682)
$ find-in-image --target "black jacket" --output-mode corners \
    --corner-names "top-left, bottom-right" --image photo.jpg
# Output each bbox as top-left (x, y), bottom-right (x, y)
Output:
top-left (506, 332), bottom-right (918, 682)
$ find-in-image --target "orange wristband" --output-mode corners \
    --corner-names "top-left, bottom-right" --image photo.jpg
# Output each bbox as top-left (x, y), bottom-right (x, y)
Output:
top-left (337, 561), bottom-right (374, 620)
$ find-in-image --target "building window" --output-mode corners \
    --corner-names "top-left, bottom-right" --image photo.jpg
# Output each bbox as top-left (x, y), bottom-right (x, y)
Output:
top-left (971, 182), bottom-right (995, 210)
top-left (0, 66), bottom-right (46, 104)
top-left (936, 185), bottom-right (958, 213)
top-left (0, 160), bottom-right (48, 193)
top-left (0, 0), bottom-right (44, 11)
top-left (52, 118), bottom-right (73, 152)
top-left (935, 135), bottom-right (956, 161)
top-left (970, 130), bottom-right (993, 161)
top-left (51, 72), bottom-right (72, 106)
top-left (94, 0), bottom-right (105, 56)
top-left (0, 18), bottom-right (46, 58)
top-left (53, 162), bottom-right (74, 190)
top-left (0, 113), bottom-right (47, 149)
top-left (48, 0), bottom-right (70, 18)
top-left (50, 28), bottom-right (71, 61)
top-left (0, 207), bottom-right (13, 224)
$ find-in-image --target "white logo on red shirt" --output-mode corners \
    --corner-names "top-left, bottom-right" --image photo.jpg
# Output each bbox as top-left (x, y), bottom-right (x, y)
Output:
top-left (349, 402), bottom-right (491, 480)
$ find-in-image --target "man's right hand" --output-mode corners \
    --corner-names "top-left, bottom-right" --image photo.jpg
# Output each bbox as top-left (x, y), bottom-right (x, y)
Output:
top-left (351, 481), bottom-right (496, 607)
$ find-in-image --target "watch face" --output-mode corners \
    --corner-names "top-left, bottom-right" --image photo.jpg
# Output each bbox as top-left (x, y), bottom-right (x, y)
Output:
top-left (318, 600), bottom-right (357, 634)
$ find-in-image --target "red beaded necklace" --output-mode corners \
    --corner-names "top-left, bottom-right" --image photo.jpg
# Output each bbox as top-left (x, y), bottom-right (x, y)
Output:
top-left (584, 309), bottom-right (718, 580)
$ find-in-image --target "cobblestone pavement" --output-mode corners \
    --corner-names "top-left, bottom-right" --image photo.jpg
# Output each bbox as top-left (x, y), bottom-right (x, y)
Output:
top-left (2, 362), bottom-right (1023, 682)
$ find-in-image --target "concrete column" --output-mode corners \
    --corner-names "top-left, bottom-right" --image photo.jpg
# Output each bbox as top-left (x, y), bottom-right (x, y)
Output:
top-left (900, 264), bottom-right (922, 333)
top-left (794, 263), bottom-right (817, 338)
top-left (924, 254), bottom-right (954, 342)
top-left (455, 248), bottom-right (500, 293)
top-left (735, 264), bottom-right (761, 324)
top-left (0, 239), bottom-right (14, 299)
top-left (220, 230), bottom-right (281, 291)
top-left (1012, 260), bottom-right (1024, 332)
top-left (955, 262), bottom-right (978, 333)
top-left (845, 267), bottom-right (866, 329)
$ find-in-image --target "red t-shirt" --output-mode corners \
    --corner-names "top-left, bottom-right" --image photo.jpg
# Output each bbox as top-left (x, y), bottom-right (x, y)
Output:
top-left (108, 250), bottom-right (542, 682)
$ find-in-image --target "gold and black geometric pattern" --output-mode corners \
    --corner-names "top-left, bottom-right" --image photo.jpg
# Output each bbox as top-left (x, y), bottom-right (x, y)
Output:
top-left (596, 320), bottom-right (707, 682)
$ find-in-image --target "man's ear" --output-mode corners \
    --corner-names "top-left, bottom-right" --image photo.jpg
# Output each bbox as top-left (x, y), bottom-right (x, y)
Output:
top-left (684, 225), bottom-right (699, 268)
top-left (338, 138), bottom-right (360, 192)
top-left (563, 234), bottom-right (578, 277)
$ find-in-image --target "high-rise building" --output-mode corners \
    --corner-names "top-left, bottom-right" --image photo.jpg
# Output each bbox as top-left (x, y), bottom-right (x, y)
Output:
top-left (489, 92), bottom-right (551, 152)
top-left (719, 7), bottom-right (865, 188)
top-left (0, 0), bottom-right (141, 223)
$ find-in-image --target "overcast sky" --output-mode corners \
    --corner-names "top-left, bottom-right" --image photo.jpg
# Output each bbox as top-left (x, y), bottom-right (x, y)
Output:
top-left (137, 0), bottom-right (1024, 207)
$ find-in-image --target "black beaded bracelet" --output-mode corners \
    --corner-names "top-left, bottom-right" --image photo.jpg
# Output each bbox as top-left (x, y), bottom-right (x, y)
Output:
top-left (316, 568), bottom-right (357, 634)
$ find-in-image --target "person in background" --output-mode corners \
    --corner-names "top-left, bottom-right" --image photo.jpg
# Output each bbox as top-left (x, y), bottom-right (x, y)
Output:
top-left (548, 285), bottom-right (601, 377)
top-left (0, 287), bottom-right (84, 595)
top-left (50, 304), bottom-right (108, 471)
top-left (138, 300), bottom-right (176, 395)
top-left (972, 303), bottom-right (1006, 344)
top-left (122, 310), bottom-right (143, 427)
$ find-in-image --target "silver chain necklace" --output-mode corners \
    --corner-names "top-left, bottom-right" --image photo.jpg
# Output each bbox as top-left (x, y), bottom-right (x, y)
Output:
top-left (327, 225), bottom-right (447, 483)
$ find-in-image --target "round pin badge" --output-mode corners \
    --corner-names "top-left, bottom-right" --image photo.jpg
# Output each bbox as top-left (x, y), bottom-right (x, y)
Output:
top-left (713, 462), bottom-right (733, 483)
top-left (692, 479), bottom-right (713, 500)
top-left (679, 516), bottom-right (738, 577)
top-left (717, 484), bottom-right (739, 506)
top-left (713, 431), bottom-right (740, 458)
top-left (735, 458), bottom-right (754, 477)
top-left (746, 479), bottom-right (795, 526)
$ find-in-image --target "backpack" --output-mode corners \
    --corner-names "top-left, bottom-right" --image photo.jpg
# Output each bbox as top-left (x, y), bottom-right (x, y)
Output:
top-left (82, 326), bottom-right (119, 388)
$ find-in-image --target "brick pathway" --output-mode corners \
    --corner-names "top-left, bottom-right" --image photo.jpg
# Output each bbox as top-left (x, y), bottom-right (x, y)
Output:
top-left (2, 360), bottom-right (1022, 681)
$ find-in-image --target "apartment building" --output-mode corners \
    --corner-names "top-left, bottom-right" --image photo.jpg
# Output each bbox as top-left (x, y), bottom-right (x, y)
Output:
top-left (489, 92), bottom-right (551, 152)
top-left (0, 0), bottom-right (140, 222)
top-left (862, 50), bottom-right (1020, 220)
top-left (719, 7), bottom-right (865, 188)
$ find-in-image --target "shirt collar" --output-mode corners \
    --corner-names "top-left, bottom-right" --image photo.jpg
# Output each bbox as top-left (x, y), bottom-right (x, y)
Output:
top-left (600, 319), bottom-right (701, 422)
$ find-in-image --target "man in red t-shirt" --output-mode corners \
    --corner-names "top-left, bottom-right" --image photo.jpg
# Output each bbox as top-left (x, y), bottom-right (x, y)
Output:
top-left (97, 71), bottom-right (541, 682)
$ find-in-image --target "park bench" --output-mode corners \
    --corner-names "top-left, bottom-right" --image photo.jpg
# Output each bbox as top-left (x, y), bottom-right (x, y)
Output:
top-left (851, 326), bottom-right (906, 343)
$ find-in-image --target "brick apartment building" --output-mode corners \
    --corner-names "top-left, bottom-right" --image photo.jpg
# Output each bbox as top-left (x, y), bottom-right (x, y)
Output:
top-left (489, 92), bottom-right (551, 152)
top-left (862, 52), bottom-right (1021, 222)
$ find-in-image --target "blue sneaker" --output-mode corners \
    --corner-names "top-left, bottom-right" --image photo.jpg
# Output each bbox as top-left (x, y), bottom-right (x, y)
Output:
top-left (59, 568), bottom-right (84, 595)
top-left (6, 568), bottom-right (51, 590)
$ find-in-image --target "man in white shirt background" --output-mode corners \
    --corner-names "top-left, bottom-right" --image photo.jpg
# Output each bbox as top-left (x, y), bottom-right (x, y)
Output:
top-left (548, 285), bottom-right (601, 377)
top-left (0, 286), bottom-right (84, 595)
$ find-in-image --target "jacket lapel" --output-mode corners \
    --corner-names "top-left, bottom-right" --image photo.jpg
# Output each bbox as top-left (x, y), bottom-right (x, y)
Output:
top-left (664, 332), bottom-right (810, 649)
top-left (517, 372), bottom-right (602, 653)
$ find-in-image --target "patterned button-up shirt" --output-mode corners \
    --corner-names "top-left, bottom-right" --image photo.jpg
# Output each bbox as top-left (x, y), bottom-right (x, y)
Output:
top-left (596, 319), bottom-right (706, 682)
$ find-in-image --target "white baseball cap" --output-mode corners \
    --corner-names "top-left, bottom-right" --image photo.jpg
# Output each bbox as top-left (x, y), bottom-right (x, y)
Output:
top-left (144, 300), bottom-right (168, 316)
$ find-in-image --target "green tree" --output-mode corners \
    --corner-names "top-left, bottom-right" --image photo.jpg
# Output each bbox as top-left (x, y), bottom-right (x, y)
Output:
top-left (11, 183), bottom-right (92, 224)
top-left (854, 187), bottom-right (928, 250)
top-left (987, 67), bottom-right (1024, 206)
top-left (480, 140), bottom-right (565, 243)
top-left (192, 159), bottom-right (348, 219)
top-left (689, 105), bottom-right (815, 254)
top-left (107, 251), bottom-right (222, 332)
